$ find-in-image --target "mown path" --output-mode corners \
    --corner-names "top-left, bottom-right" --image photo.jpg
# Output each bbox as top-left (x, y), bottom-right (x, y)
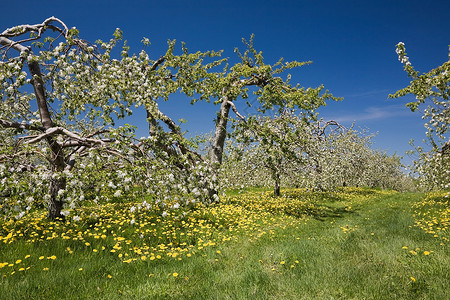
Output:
top-left (165, 192), bottom-right (450, 299)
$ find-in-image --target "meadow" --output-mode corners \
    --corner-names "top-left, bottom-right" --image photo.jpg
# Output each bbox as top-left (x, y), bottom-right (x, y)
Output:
top-left (1, 187), bottom-right (449, 299)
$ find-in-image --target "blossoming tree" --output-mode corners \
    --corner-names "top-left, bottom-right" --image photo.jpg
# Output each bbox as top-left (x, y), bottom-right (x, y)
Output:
top-left (0, 17), bottom-right (220, 219)
top-left (390, 42), bottom-right (449, 190)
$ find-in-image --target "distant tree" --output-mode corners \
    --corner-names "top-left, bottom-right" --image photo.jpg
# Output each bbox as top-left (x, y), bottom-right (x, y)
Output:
top-left (224, 115), bottom-right (410, 192)
top-left (390, 42), bottom-right (449, 190)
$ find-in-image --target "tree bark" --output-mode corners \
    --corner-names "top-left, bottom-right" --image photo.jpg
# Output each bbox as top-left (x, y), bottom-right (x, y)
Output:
top-left (274, 180), bottom-right (280, 197)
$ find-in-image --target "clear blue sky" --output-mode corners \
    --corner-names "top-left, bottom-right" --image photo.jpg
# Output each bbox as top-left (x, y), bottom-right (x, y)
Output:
top-left (2, 0), bottom-right (449, 166)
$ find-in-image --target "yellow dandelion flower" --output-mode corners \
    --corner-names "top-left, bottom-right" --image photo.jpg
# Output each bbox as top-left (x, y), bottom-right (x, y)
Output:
top-left (280, 261), bottom-right (285, 265)
top-left (141, 256), bottom-right (147, 261)
top-left (78, 268), bottom-right (83, 271)
top-left (424, 251), bottom-right (430, 256)
top-left (411, 276), bottom-right (416, 282)
top-left (15, 260), bottom-right (22, 264)
top-left (43, 268), bottom-right (49, 271)
top-left (107, 274), bottom-right (112, 278)
top-left (173, 272), bottom-right (178, 277)
top-left (25, 255), bottom-right (31, 259)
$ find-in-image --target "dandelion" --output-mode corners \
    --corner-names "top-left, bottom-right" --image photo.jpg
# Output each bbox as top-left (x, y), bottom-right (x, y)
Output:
top-left (280, 261), bottom-right (285, 265)
top-left (47, 255), bottom-right (56, 260)
top-left (424, 251), bottom-right (430, 256)
top-left (172, 272), bottom-right (178, 277)
top-left (43, 268), bottom-right (49, 271)
top-left (79, 268), bottom-right (83, 271)
top-left (15, 260), bottom-right (22, 264)
top-left (411, 276), bottom-right (416, 282)
top-left (107, 274), bottom-right (112, 278)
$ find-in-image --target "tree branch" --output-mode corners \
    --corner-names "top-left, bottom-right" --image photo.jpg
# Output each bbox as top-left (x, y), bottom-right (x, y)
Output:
top-left (0, 119), bottom-right (45, 132)
top-left (226, 101), bottom-right (246, 122)
top-left (20, 127), bottom-right (109, 146)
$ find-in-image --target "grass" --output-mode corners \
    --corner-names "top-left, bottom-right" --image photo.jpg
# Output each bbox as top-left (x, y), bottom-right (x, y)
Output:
top-left (1, 188), bottom-right (449, 299)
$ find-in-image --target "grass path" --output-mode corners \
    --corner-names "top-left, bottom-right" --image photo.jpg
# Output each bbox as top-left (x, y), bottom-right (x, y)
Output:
top-left (1, 190), bottom-right (449, 299)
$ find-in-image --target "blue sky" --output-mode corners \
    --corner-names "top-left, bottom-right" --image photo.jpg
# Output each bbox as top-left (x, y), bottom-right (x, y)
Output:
top-left (2, 0), bottom-right (450, 166)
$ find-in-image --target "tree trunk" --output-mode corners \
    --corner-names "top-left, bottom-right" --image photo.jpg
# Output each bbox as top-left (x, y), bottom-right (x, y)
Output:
top-left (29, 59), bottom-right (67, 220)
top-left (48, 176), bottom-right (66, 220)
top-left (210, 96), bottom-right (231, 165)
top-left (273, 172), bottom-right (281, 197)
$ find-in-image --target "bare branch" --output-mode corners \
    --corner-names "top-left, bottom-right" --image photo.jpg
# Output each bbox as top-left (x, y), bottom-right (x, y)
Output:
top-left (226, 101), bottom-right (246, 122)
top-left (20, 127), bottom-right (109, 146)
top-left (0, 119), bottom-right (45, 132)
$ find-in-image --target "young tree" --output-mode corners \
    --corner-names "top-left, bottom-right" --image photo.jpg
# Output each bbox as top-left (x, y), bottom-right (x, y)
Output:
top-left (390, 42), bottom-right (449, 190)
top-left (231, 110), bottom-right (319, 196)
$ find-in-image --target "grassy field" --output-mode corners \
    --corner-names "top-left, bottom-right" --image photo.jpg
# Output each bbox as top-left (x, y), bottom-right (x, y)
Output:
top-left (1, 187), bottom-right (449, 299)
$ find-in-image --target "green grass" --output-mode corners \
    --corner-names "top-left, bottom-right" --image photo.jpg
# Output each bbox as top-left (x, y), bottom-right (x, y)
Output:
top-left (1, 188), bottom-right (449, 299)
